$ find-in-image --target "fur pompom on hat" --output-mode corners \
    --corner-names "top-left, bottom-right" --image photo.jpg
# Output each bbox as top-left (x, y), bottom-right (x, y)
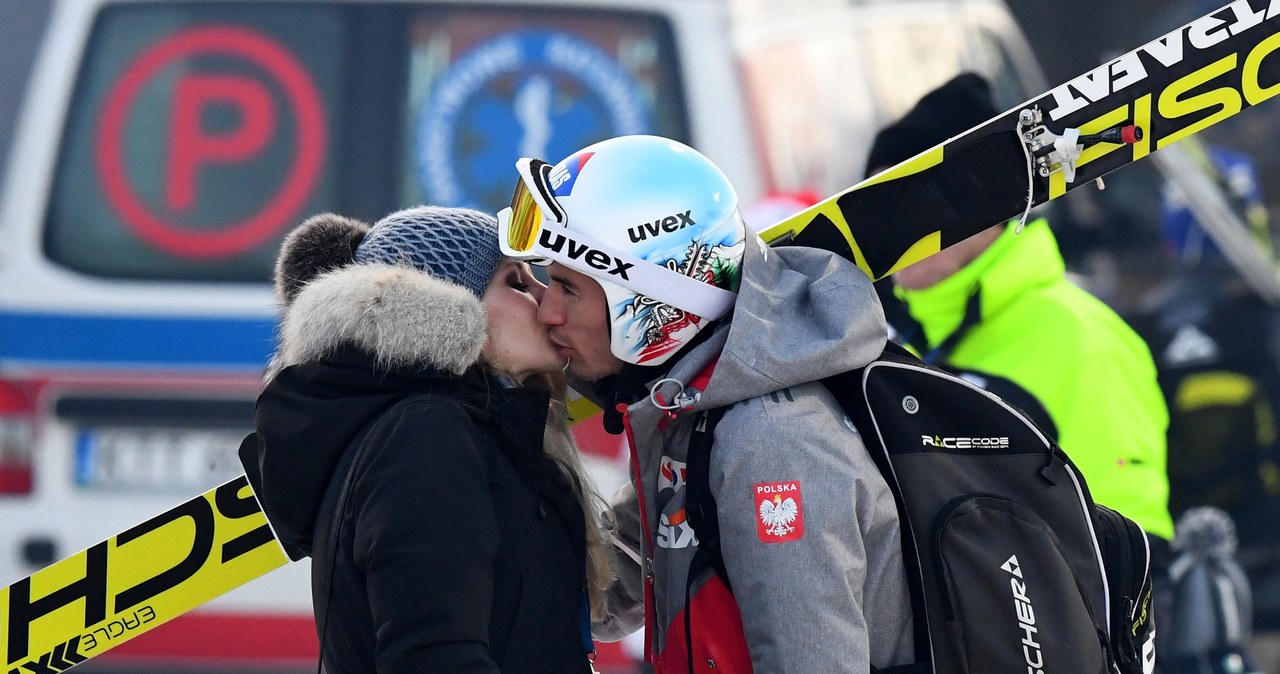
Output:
top-left (274, 213), bottom-right (370, 305)
top-left (864, 73), bottom-right (1000, 179)
top-left (354, 205), bottom-right (502, 299)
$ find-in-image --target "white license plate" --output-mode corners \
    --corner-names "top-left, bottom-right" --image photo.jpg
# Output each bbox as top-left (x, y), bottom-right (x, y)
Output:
top-left (75, 427), bottom-right (249, 491)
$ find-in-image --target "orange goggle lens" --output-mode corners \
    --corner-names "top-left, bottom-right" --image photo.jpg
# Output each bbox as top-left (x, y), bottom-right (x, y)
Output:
top-left (505, 179), bottom-right (545, 253)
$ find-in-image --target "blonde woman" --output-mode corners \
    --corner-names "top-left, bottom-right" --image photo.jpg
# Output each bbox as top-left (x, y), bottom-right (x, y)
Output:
top-left (239, 206), bottom-right (611, 673)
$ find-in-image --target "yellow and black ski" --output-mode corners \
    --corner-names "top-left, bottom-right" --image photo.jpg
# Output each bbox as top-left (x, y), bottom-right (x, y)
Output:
top-left (760, 0), bottom-right (1280, 276)
top-left (1, 476), bottom-right (287, 673)
top-left (5, 1), bottom-right (1280, 670)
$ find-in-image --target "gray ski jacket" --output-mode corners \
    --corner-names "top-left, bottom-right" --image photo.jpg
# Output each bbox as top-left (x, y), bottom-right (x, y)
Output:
top-left (594, 233), bottom-right (916, 672)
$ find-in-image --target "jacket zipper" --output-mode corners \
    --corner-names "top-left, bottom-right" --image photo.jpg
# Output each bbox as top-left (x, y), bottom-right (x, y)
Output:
top-left (619, 403), bottom-right (660, 668)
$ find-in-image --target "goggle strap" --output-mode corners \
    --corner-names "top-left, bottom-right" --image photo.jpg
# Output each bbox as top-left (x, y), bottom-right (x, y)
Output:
top-left (519, 158), bottom-right (565, 223)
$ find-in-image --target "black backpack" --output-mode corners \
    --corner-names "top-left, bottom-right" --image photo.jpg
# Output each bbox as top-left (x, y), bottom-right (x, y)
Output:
top-left (685, 345), bottom-right (1154, 674)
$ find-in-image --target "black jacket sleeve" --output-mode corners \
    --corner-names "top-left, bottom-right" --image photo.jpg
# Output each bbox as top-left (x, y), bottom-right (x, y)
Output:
top-left (349, 400), bottom-right (502, 673)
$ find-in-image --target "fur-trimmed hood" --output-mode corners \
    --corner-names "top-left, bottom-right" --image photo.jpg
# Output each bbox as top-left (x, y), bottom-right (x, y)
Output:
top-left (269, 263), bottom-right (488, 379)
top-left (244, 262), bottom-right (503, 562)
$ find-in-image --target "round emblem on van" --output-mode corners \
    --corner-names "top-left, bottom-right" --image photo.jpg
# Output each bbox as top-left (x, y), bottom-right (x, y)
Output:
top-left (902, 395), bottom-right (920, 414)
top-left (415, 29), bottom-right (650, 210)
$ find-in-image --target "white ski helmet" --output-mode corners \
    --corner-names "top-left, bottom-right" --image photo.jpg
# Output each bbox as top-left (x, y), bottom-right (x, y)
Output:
top-left (498, 135), bottom-right (746, 366)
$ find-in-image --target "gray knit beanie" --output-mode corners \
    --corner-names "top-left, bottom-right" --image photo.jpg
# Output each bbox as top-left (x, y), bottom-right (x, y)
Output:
top-left (353, 205), bottom-right (502, 298)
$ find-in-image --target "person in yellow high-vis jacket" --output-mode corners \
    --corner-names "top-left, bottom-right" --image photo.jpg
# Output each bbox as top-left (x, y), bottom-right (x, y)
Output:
top-left (893, 218), bottom-right (1173, 540)
top-left (866, 74), bottom-right (1174, 546)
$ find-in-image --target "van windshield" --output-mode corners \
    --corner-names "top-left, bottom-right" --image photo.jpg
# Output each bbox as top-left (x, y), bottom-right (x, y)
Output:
top-left (859, 22), bottom-right (1031, 118)
top-left (737, 10), bottom-right (1033, 199)
top-left (44, 3), bottom-right (688, 282)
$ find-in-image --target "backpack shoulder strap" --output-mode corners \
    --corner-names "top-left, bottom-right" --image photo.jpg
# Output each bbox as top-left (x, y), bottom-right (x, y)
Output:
top-left (685, 405), bottom-right (731, 586)
top-left (312, 439), bottom-right (360, 649)
top-left (821, 345), bottom-right (934, 672)
top-left (312, 399), bottom-right (414, 670)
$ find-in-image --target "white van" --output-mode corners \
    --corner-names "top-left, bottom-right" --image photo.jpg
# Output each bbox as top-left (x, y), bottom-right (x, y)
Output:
top-left (0, 0), bottom-right (1043, 670)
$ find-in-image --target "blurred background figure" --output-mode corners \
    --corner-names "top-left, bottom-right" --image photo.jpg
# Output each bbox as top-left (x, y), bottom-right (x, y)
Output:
top-left (1164, 507), bottom-right (1265, 674)
top-left (865, 72), bottom-right (1174, 547)
top-left (1127, 138), bottom-right (1280, 673)
top-left (865, 72), bottom-right (1177, 668)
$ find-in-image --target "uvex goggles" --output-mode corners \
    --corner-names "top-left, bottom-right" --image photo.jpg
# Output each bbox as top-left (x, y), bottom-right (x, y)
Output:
top-left (497, 157), bottom-right (737, 320)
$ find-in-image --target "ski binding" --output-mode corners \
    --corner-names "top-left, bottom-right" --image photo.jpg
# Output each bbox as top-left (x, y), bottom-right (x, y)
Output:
top-left (1018, 107), bottom-right (1143, 185)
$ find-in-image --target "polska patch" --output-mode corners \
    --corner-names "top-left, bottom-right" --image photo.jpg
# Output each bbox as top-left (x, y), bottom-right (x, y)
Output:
top-left (754, 481), bottom-right (804, 543)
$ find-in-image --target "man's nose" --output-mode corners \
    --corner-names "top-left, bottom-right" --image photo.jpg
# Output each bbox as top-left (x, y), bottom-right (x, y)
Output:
top-left (537, 290), bottom-right (563, 326)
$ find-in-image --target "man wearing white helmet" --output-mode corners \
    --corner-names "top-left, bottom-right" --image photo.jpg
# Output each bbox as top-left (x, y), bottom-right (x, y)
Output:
top-left (498, 135), bottom-right (915, 672)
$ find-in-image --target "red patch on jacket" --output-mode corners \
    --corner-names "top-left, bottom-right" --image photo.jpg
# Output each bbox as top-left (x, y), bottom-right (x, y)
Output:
top-left (754, 481), bottom-right (804, 542)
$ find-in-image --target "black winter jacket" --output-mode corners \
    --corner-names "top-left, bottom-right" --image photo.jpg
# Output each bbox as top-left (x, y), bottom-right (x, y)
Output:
top-left (239, 263), bottom-right (593, 673)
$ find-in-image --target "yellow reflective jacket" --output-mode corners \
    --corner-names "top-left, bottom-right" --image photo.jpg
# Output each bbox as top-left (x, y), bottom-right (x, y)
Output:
top-left (896, 219), bottom-right (1174, 539)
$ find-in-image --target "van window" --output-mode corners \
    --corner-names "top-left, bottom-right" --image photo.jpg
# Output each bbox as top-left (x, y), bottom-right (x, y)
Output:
top-left (402, 7), bottom-right (688, 210)
top-left (43, 3), bottom-right (687, 283)
top-left (738, 12), bottom-right (1036, 197)
top-left (0, 2), bottom-right (50, 173)
top-left (858, 20), bottom-right (1031, 121)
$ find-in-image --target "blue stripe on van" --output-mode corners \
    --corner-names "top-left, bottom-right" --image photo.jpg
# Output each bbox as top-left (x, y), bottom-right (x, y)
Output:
top-left (0, 311), bottom-right (277, 369)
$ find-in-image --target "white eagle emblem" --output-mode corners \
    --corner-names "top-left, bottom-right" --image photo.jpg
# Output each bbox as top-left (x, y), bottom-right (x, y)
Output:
top-left (759, 495), bottom-right (799, 537)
